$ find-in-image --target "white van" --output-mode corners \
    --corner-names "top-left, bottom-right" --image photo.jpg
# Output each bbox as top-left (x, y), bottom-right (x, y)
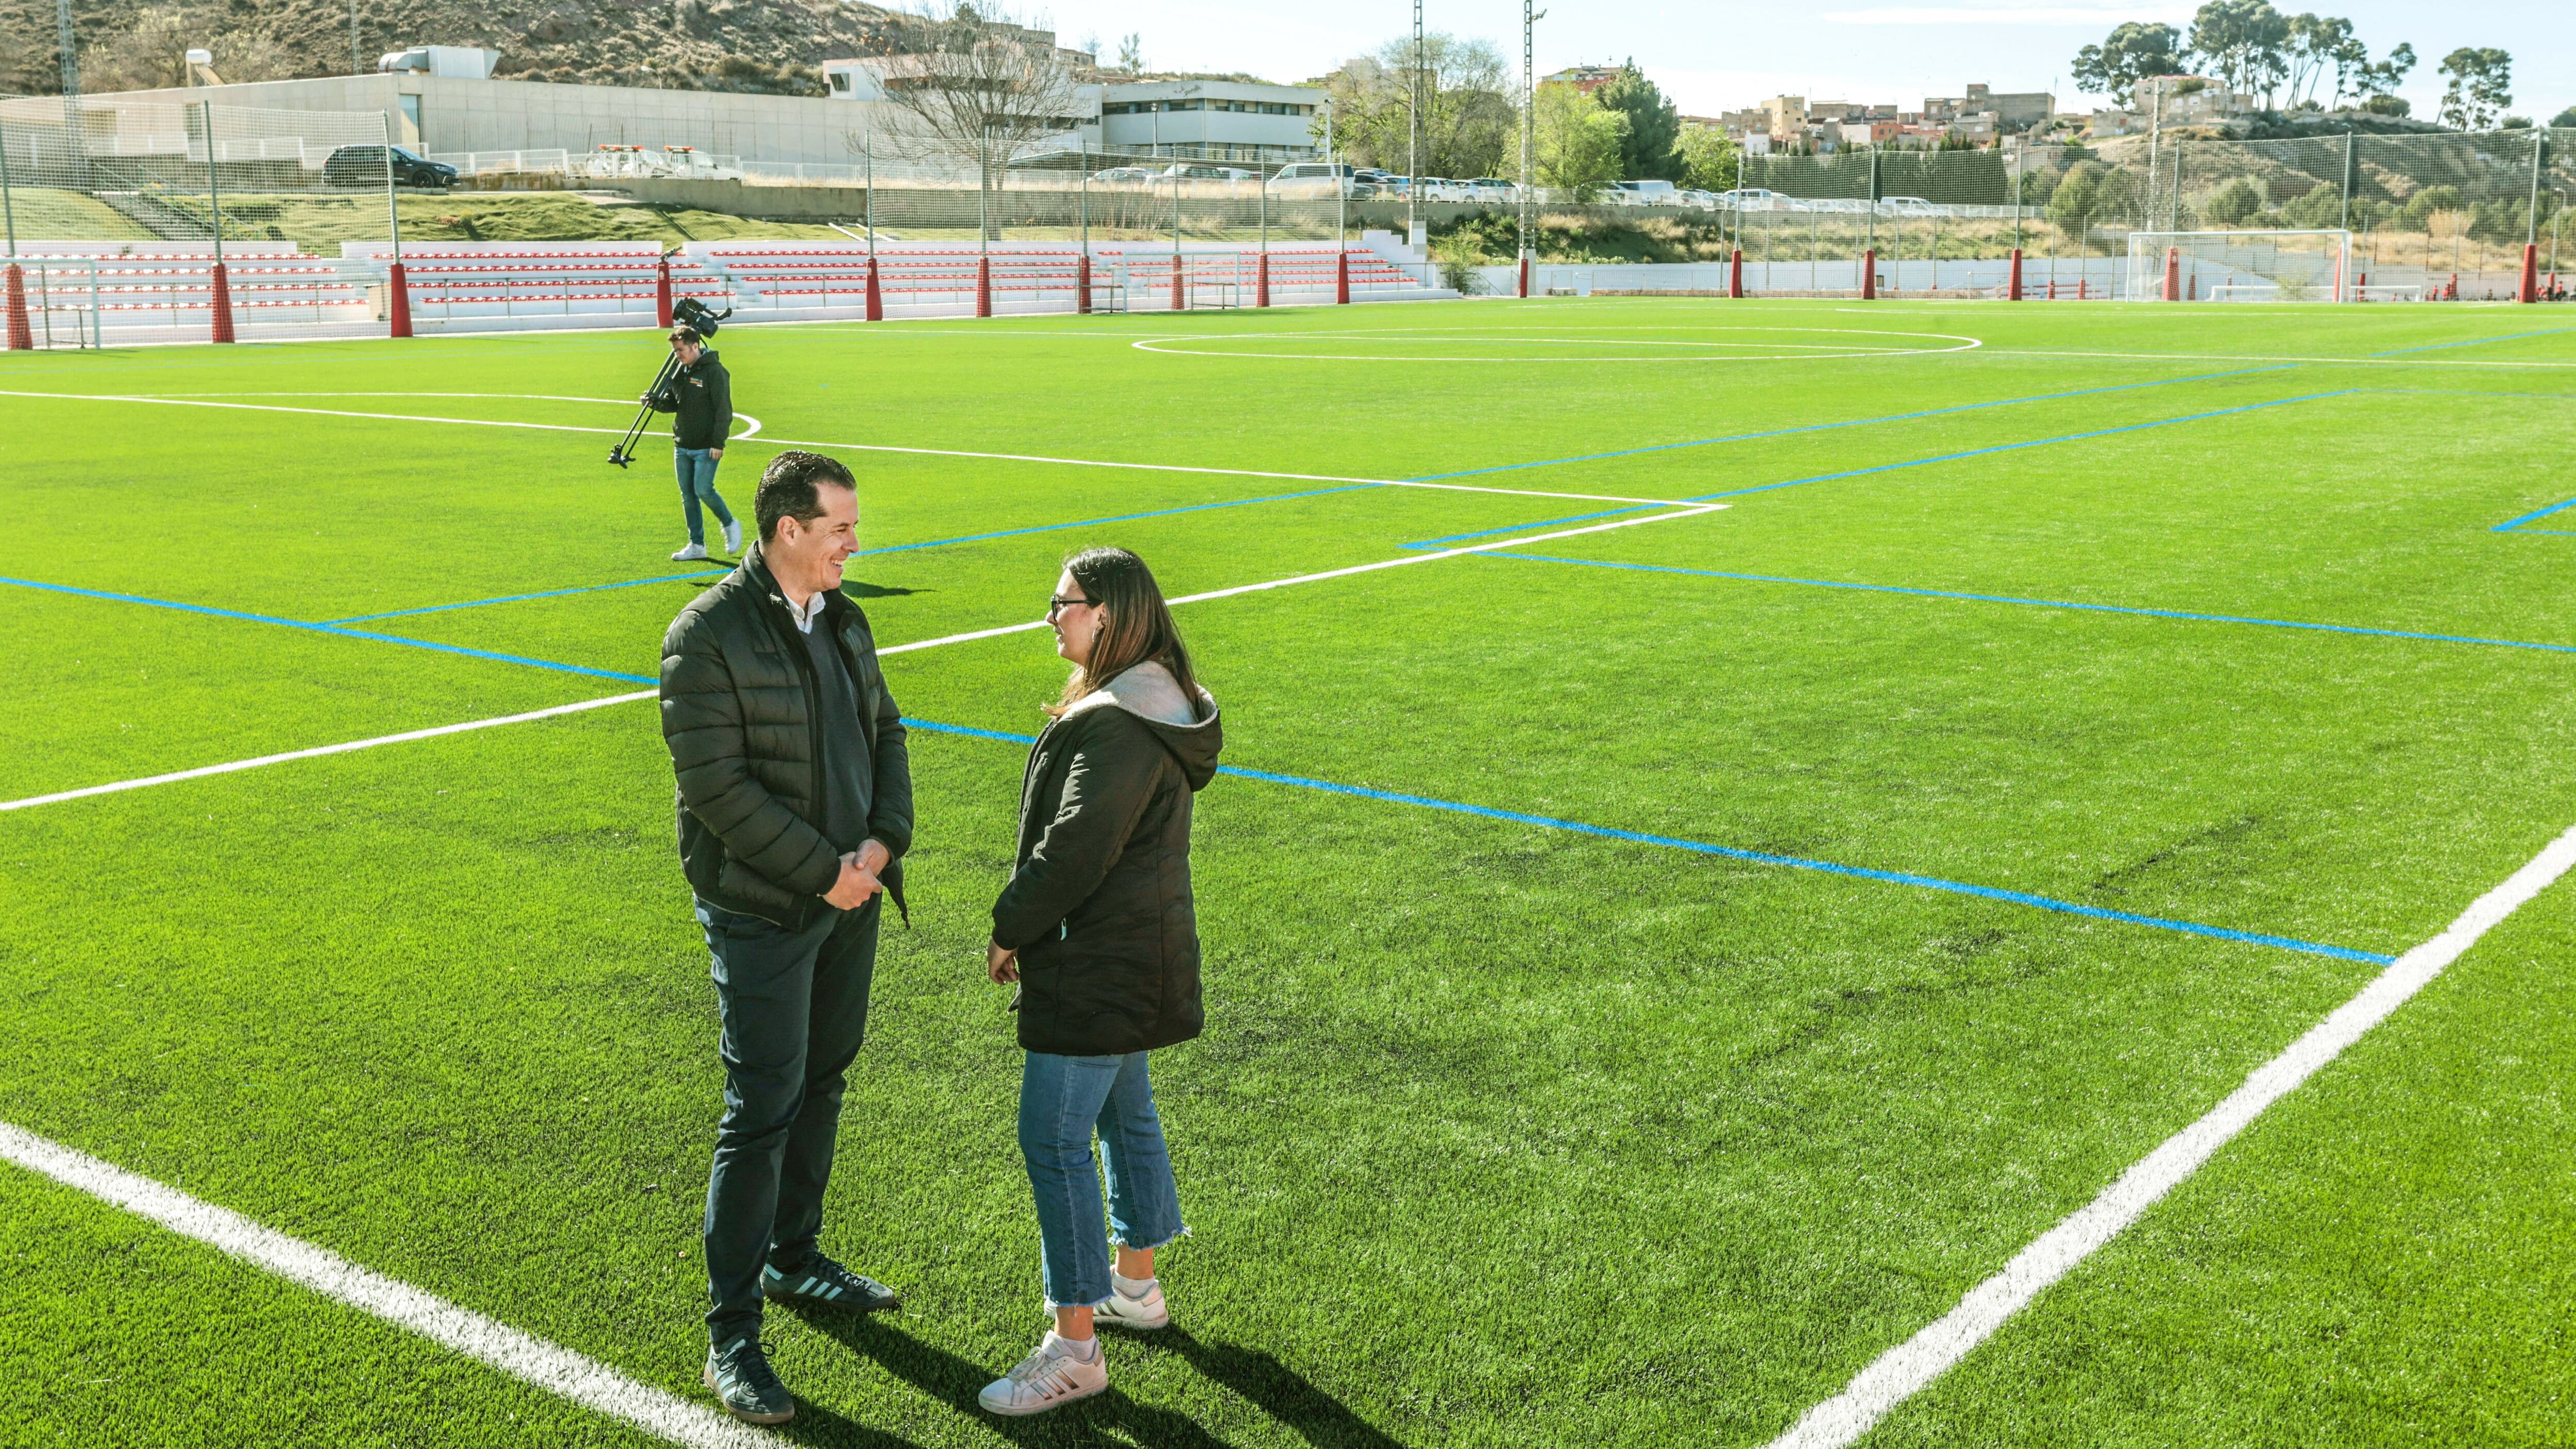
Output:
top-left (1269, 162), bottom-right (1361, 198)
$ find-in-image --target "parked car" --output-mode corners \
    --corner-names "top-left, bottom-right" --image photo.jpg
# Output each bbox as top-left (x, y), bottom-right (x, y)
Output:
top-left (1676, 189), bottom-right (1720, 211)
top-left (1466, 177), bottom-right (1516, 201)
top-left (1088, 166), bottom-right (1162, 183)
top-left (323, 144), bottom-right (457, 189)
top-left (1611, 179), bottom-right (1681, 206)
top-left (1270, 161), bottom-right (1362, 197)
top-left (1880, 195), bottom-right (1938, 216)
top-left (1714, 187), bottom-right (1789, 212)
top-left (1160, 163), bottom-right (1257, 183)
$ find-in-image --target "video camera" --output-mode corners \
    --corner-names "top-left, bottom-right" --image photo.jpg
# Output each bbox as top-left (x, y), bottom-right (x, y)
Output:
top-left (607, 296), bottom-right (733, 469)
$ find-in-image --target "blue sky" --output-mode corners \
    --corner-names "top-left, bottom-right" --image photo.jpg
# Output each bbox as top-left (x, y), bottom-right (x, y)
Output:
top-left (1033, 1), bottom-right (2568, 122)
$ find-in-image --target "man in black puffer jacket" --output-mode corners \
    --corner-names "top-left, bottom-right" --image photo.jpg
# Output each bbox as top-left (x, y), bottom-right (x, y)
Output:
top-left (658, 450), bottom-right (911, 1427)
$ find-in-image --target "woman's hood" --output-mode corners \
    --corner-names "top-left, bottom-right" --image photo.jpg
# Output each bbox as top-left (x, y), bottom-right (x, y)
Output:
top-left (1064, 661), bottom-right (1224, 789)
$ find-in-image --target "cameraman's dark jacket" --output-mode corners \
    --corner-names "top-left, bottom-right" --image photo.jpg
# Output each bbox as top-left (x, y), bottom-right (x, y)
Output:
top-left (650, 349), bottom-right (733, 450)
top-left (992, 663), bottom-right (1221, 1056)
top-left (660, 544), bottom-right (912, 929)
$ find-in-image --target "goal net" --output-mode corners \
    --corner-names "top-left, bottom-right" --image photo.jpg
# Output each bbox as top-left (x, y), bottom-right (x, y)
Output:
top-left (2124, 230), bottom-right (2354, 302)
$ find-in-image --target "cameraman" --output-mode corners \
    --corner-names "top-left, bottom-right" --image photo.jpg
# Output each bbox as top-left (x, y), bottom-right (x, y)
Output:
top-left (651, 323), bottom-right (741, 561)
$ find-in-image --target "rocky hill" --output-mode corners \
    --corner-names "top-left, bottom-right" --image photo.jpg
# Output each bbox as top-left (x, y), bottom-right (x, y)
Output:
top-left (1, 0), bottom-right (905, 100)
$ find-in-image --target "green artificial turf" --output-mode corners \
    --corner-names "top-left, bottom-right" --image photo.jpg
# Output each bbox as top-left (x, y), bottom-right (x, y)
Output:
top-left (2, 298), bottom-right (2572, 1446)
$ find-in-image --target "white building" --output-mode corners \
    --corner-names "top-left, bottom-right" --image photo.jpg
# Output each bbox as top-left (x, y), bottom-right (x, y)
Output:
top-left (1092, 80), bottom-right (1323, 162)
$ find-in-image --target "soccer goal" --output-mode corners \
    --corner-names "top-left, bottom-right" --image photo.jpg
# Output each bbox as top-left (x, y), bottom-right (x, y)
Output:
top-left (2124, 230), bottom-right (2355, 302)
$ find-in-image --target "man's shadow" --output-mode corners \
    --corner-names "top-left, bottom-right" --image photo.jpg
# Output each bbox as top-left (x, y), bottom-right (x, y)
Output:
top-left (788, 1306), bottom-right (1407, 1448)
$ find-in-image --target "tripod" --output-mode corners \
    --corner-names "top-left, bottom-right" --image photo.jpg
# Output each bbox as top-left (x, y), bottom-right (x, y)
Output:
top-left (606, 350), bottom-right (682, 469)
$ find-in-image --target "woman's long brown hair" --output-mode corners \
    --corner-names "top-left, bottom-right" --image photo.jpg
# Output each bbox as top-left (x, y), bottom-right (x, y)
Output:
top-left (1048, 545), bottom-right (1201, 717)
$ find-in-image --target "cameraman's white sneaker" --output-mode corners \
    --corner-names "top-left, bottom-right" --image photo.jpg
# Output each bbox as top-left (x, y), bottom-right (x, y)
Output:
top-left (978, 1332), bottom-right (1107, 1416)
top-left (671, 542), bottom-right (709, 561)
top-left (1097, 1272), bottom-right (1168, 1331)
top-left (721, 519), bottom-right (742, 553)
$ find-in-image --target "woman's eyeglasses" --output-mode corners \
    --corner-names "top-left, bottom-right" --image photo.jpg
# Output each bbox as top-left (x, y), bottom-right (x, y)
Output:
top-left (1046, 595), bottom-right (1093, 618)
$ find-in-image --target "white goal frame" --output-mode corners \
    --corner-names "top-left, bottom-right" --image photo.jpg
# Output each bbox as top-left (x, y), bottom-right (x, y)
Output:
top-left (2124, 229), bottom-right (2355, 302)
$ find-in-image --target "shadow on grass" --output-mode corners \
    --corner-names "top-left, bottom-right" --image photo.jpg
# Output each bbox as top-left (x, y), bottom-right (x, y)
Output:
top-left (793, 1307), bottom-right (1235, 1446)
top-left (1154, 1327), bottom-right (1409, 1448)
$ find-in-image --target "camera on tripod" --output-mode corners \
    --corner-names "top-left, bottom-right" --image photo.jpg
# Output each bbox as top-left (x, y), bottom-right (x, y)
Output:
top-left (607, 296), bottom-right (733, 469)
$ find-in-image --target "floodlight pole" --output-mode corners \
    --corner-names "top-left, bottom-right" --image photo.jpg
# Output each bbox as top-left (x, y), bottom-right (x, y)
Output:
top-left (1327, 97), bottom-right (1343, 248)
top-left (202, 100), bottom-right (225, 266)
top-left (2340, 129), bottom-right (2355, 232)
top-left (2145, 79), bottom-right (2161, 232)
top-left (2529, 127), bottom-right (2545, 247)
top-left (382, 111), bottom-right (402, 265)
top-left (350, 0), bottom-right (361, 75)
top-left (1520, 0), bottom-right (1534, 275)
top-left (0, 116), bottom-right (17, 256)
top-left (1409, 0), bottom-right (1423, 240)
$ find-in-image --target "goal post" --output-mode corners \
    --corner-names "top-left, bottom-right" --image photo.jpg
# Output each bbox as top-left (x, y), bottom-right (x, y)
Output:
top-left (2124, 230), bottom-right (2354, 302)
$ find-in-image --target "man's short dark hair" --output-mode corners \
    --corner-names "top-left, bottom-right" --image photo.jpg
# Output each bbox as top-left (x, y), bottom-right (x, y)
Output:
top-left (669, 325), bottom-right (702, 347)
top-left (757, 451), bottom-right (857, 542)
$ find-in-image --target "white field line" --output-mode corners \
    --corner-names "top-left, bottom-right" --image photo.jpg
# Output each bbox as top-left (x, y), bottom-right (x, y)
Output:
top-left (879, 504), bottom-right (1727, 656)
top-left (0, 1121), bottom-right (770, 1449)
top-left (0, 693), bottom-right (657, 813)
top-left (0, 390), bottom-right (1675, 506)
top-left (0, 505), bottom-right (1725, 811)
top-left (1986, 347), bottom-right (2576, 371)
top-left (1767, 819), bottom-right (2576, 1449)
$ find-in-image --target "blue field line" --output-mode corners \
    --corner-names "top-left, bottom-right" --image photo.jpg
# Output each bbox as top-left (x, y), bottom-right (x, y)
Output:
top-left (1406, 366), bottom-right (2298, 483)
top-left (320, 482), bottom-right (1388, 626)
top-left (894, 725), bottom-right (2389, 963)
top-left (0, 575), bottom-right (656, 685)
top-left (1489, 553), bottom-right (2576, 656)
top-left (1404, 391), bottom-right (2353, 549)
top-left (9, 572), bottom-right (2392, 963)
top-left (2494, 496), bottom-right (2576, 533)
top-left (2367, 386), bottom-right (2576, 402)
top-left (330, 570), bottom-right (726, 624)
top-left (2372, 328), bottom-right (2572, 356)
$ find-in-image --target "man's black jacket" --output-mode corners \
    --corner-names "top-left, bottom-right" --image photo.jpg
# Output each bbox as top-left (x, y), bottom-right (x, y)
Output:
top-left (650, 349), bottom-right (733, 450)
top-left (660, 545), bottom-right (912, 928)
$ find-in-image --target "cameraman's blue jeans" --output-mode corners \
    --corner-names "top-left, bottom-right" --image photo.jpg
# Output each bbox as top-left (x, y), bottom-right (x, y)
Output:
top-left (1019, 1050), bottom-right (1184, 1309)
top-left (674, 447), bottom-right (734, 547)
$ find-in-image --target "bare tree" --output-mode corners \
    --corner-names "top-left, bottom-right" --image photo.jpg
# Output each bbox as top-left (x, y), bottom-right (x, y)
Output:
top-left (869, 1), bottom-right (1088, 243)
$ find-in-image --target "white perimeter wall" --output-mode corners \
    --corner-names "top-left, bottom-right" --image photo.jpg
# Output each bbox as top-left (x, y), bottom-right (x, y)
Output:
top-left (91, 76), bottom-right (908, 167)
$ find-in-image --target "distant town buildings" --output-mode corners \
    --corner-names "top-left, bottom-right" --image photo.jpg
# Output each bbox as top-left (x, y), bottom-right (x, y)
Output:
top-left (1542, 65), bottom-right (1624, 95)
top-left (1699, 83), bottom-right (2056, 152)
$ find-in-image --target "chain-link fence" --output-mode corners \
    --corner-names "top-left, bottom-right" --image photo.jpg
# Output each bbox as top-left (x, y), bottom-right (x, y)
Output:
top-left (1697, 126), bottom-right (2571, 299)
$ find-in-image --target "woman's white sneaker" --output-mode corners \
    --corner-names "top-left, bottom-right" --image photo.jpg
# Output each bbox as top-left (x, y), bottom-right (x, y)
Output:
top-left (1097, 1272), bottom-right (1169, 1331)
top-left (978, 1332), bottom-right (1108, 1416)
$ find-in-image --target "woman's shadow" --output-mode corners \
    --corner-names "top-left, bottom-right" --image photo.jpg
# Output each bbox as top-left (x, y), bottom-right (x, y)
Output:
top-left (788, 1305), bottom-right (1409, 1448)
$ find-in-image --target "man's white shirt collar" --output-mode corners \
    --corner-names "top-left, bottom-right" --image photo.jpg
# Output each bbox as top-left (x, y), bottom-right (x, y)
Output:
top-left (786, 591), bottom-right (827, 634)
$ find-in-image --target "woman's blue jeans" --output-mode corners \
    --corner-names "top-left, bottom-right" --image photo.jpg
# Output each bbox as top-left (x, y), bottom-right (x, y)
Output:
top-left (1018, 1050), bottom-right (1184, 1308)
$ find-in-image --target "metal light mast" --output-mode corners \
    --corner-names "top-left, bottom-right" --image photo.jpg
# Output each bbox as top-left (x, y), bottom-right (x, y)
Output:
top-left (1520, 1), bottom-right (1534, 269)
top-left (1409, 0), bottom-right (1423, 239)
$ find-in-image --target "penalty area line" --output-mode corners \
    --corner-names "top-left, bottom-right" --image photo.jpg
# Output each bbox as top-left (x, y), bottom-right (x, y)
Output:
top-left (0, 1121), bottom-right (774, 1449)
top-left (0, 693), bottom-right (658, 813)
top-left (1766, 819), bottom-right (2576, 1449)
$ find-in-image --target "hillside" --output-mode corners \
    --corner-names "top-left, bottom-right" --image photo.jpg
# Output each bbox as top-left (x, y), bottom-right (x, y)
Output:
top-left (0, 0), bottom-right (903, 101)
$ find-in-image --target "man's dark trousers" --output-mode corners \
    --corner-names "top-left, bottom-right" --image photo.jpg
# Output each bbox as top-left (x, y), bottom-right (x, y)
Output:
top-left (696, 893), bottom-right (881, 1345)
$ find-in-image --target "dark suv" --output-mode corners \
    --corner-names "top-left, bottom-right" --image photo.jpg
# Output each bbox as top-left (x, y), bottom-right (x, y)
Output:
top-left (322, 144), bottom-right (458, 190)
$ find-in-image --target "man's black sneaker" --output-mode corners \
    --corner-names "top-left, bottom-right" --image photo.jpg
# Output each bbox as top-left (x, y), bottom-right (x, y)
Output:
top-left (762, 1254), bottom-right (901, 1312)
top-left (703, 1336), bottom-right (793, 1425)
